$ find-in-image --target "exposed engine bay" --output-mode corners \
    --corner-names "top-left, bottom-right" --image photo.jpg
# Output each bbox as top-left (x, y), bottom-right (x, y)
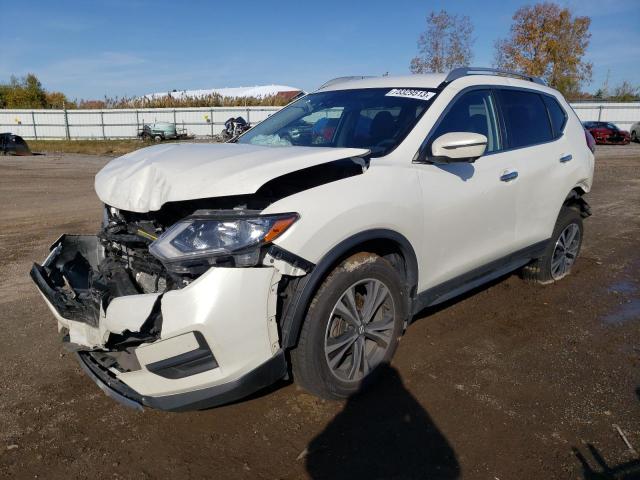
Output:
top-left (34, 154), bottom-right (367, 322)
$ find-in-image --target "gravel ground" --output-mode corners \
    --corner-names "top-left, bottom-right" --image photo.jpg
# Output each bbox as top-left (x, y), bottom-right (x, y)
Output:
top-left (0, 145), bottom-right (639, 479)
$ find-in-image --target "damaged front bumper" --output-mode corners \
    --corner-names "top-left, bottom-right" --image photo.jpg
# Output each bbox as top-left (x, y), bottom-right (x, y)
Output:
top-left (30, 235), bottom-right (288, 411)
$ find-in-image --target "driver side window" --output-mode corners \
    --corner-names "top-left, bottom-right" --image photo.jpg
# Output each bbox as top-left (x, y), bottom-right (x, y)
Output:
top-left (431, 90), bottom-right (502, 153)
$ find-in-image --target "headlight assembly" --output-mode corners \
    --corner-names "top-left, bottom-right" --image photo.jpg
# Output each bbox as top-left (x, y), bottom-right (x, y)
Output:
top-left (149, 211), bottom-right (299, 268)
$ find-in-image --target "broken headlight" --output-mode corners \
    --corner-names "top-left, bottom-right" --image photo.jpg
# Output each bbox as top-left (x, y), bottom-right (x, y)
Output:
top-left (149, 211), bottom-right (298, 268)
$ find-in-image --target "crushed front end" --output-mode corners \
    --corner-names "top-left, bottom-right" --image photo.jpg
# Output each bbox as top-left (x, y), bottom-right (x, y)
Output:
top-left (30, 205), bottom-right (306, 411)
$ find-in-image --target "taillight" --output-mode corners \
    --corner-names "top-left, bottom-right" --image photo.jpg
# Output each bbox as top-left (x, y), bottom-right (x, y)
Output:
top-left (584, 128), bottom-right (596, 153)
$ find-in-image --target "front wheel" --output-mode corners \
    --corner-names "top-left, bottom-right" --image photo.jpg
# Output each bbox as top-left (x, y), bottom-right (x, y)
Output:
top-left (522, 207), bottom-right (583, 284)
top-left (291, 253), bottom-right (407, 399)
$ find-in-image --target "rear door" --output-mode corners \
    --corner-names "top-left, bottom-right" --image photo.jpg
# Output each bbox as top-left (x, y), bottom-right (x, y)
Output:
top-left (494, 88), bottom-right (569, 249)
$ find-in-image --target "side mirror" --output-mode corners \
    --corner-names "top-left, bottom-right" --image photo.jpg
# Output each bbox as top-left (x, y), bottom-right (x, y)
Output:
top-left (429, 132), bottom-right (487, 163)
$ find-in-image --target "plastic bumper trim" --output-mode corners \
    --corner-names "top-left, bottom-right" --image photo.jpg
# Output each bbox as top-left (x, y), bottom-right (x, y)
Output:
top-left (76, 349), bottom-right (287, 412)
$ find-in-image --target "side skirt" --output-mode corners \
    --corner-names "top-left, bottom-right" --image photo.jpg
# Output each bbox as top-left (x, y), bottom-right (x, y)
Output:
top-left (412, 239), bottom-right (549, 315)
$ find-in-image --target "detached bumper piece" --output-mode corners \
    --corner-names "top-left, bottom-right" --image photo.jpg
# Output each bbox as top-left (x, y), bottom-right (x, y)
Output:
top-left (78, 352), bottom-right (145, 411)
top-left (78, 349), bottom-right (287, 412)
top-left (30, 235), bottom-right (105, 326)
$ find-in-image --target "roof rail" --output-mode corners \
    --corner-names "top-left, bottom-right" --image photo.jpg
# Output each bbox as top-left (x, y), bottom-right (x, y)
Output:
top-left (442, 67), bottom-right (545, 86)
top-left (317, 76), bottom-right (374, 90)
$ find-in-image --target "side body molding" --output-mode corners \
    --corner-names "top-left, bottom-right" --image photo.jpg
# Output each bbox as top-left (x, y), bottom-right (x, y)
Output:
top-left (279, 229), bottom-right (419, 348)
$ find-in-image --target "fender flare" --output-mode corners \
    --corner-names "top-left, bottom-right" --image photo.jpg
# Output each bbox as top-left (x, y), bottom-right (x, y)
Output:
top-left (279, 229), bottom-right (419, 349)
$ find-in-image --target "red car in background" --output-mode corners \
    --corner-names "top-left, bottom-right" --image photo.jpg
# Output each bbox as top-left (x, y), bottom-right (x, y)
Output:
top-left (583, 121), bottom-right (631, 145)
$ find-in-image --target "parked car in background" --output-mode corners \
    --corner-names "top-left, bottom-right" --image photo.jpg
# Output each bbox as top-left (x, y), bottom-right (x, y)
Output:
top-left (31, 67), bottom-right (595, 411)
top-left (630, 121), bottom-right (640, 143)
top-left (582, 121), bottom-right (630, 145)
top-left (138, 122), bottom-right (179, 142)
top-left (0, 133), bottom-right (32, 155)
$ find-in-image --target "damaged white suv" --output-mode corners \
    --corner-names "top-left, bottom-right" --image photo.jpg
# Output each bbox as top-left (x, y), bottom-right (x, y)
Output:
top-left (31, 68), bottom-right (595, 411)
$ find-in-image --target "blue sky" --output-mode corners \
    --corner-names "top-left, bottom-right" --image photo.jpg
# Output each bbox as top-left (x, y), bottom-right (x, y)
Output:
top-left (1, 0), bottom-right (638, 99)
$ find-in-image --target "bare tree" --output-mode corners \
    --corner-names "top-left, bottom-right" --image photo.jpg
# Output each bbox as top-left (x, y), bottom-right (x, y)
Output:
top-left (410, 10), bottom-right (474, 74)
top-left (494, 2), bottom-right (592, 96)
top-left (611, 81), bottom-right (640, 101)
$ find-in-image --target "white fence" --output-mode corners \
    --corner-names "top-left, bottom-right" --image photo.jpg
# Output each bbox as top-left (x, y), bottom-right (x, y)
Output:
top-left (0, 102), bottom-right (638, 140)
top-left (0, 107), bottom-right (281, 140)
top-left (569, 103), bottom-right (639, 131)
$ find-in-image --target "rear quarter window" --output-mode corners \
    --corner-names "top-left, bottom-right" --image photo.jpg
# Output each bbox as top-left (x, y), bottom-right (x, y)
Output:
top-left (542, 95), bottom-right (567, 138)
top-left (497, 89), bottom-right (553, 149)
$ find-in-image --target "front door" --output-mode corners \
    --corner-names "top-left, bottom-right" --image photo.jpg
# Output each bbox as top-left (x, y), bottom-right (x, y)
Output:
top-left (414, 89), bottom-right (520, 291)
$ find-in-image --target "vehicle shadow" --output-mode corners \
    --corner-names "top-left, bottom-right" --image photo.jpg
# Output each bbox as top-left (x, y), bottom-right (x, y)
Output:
top-left (573, 443), bottom-right (640, 479)
top-left (305, 364), bottom-right (460, 480)
top-left (435, 162), bottom-right (475, 182)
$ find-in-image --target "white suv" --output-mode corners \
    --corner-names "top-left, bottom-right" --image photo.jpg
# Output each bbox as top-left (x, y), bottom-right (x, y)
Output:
top-left (31, 68), bottom-right (595, 411)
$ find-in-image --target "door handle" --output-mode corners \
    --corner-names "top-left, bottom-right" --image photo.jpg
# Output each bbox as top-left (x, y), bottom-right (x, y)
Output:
top-left (500, 170), bottom-right (518, 182)
top-left (560, 154), bottom-right (573, 163)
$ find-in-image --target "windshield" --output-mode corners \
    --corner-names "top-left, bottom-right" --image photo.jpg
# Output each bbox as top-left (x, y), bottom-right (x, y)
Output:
top-left (238, 88), bottom-right (437, 156)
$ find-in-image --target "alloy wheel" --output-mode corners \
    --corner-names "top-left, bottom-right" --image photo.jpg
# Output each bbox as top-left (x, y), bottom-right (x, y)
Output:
top-left (324, 279), bottom-right (395, 382)
top-left (551, 223), bottom-right (581, 280)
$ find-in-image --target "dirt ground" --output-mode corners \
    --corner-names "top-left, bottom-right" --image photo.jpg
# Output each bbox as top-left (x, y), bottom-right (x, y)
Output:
top-left (0, 144), bottom-right (639, 479)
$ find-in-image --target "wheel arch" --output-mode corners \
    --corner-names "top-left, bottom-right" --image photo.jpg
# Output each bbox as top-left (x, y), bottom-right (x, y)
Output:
top-left (564, 187), bottom-right (591, 218)
top-left (279, 229), bottom-right (418, 349)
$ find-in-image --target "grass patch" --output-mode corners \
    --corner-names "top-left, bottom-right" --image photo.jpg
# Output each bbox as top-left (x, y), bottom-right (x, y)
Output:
top-left (29, 139), bottom-right (152, 156)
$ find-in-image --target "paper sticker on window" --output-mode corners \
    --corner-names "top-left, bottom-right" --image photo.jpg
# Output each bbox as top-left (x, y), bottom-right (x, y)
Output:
top-left (385, 89), bottom-right (436, 101)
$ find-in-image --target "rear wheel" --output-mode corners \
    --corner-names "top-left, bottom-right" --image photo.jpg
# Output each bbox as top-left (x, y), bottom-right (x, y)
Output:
top-left (291, 253), bottom-right (406, 399)
top-left (522, 206), bottom-right (583, 284)
top-left (631, 130), bottom-right (637, 143)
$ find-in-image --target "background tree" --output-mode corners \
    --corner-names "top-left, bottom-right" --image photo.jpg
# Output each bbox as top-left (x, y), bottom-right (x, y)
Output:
top-left (0, 73), bottom-right (293, 109)
top-left (610, 81), bottom-right (640, 102)
top-left (44, 91), bottom-right (70, 109)
top-left (410, 10), bottom-right (474, 74)
top-left (0, 74), bottom-right (48, 108)
top-left (494, 2), bottom-right (592, 96)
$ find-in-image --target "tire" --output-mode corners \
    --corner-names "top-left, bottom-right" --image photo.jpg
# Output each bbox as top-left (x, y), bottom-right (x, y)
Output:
top-left (291, 253), bottom-right (407, 399)
top-left (153, 135), bottom-right (162, 142)
top-left (631, 130), bottom-right (638, 143)
top-left (521, 206), bottom-right (583, 284)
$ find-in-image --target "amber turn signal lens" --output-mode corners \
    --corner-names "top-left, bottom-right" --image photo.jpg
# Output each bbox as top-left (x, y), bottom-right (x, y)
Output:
top-left (264, 215), bottom-right (298, 243)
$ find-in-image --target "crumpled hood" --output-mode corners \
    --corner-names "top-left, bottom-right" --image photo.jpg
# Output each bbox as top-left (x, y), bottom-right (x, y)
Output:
top-left (95, 143), bottom-right (369, 212)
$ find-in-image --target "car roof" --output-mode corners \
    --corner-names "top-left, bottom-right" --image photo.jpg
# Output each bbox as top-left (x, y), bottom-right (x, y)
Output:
top-left (316, 73), bottom-right (559, 98)
top-left (317, 74), bottom-right (447, 92)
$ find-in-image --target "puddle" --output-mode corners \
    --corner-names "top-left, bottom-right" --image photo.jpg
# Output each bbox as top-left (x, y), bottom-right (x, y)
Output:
top-left (608, 280), bottom-right (638, 295)
top-left (603, 299), bottom-right (640, 325)
top-left (604, 276), bottom-right (639, 325)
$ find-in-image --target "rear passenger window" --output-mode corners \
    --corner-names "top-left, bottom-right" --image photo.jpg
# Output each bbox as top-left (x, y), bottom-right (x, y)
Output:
top-left (543, 96), bottom-right (567, 138)
top-left (498, 89), bottom-right (553, 148)
top-left (430, 89), bottom-right (502, 153)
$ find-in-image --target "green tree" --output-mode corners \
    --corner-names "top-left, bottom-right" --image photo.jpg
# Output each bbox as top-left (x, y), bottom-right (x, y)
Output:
top-left (0, 74), bottom-right (48, 108)
top-left (23, 74), bottom-right (47, 107)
